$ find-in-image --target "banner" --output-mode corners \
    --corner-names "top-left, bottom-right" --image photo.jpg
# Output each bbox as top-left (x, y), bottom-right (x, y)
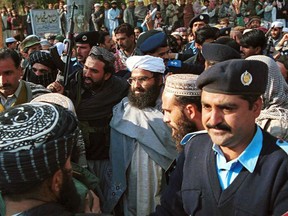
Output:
top-left (31, 9), bottom-right (61, 37)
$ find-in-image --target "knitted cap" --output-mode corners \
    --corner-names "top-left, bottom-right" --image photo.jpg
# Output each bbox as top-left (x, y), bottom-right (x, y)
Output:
top-left (164, 74), bottom-right (201, 96)
top-left (0, 102), bottom-right (79, 194)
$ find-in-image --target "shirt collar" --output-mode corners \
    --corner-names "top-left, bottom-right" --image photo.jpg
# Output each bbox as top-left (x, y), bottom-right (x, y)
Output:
top-left (180, 130), bottom-right (207, 145)
top-left (0, 80), bottom-right (22, 100)
top-left (13, 80), bottom-right (23, 99)
top-left (212, 126), bottom-right (263, 173)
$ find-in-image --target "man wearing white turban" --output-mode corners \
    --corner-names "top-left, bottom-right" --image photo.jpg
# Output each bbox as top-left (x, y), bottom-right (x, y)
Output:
top-left (104, 55), bottom-right (177, 215)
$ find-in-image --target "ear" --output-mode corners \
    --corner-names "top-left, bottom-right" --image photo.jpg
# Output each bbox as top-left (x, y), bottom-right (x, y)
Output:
top-left (253, 97), bottom-right (263, 117)
top-left (195, 42), bottom-right (202, 50)
top-left (255, 46), bottom-right (262, 55)
top-left (51, 169), bottom-right (63, 195)
top-left (184, 104), bottom-right (196, 120)
top-left (104, 72), bottom-right (112, 81)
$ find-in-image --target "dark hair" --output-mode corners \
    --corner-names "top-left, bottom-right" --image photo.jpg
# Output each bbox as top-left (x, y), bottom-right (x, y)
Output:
top-left (98, 31), bottom-right (110, 44)
top-left (240, 29), bottom-right (267, 51)
top-left (88, 54), bottom-right (115, 75)
top-left (214, 36), bottom-right (240, 52)
top-left (174, 95), bottom-right (202, 112)
top-left (134, 26), bottom-right (143, 33)
top-left (195, 26), bottom-right (220, 45)
top-left (0, 48), bottom-right (21, 68)
top-left (114, 23), bottom-right (135, 37)
top-left (239, 95), bottom-right (260, 110)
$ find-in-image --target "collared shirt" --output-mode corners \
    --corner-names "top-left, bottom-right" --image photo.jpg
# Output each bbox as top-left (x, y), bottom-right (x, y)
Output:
top-left (0, 81), bottom-right (22, 109)
top-left (213, 126), bottom-right (263, 190)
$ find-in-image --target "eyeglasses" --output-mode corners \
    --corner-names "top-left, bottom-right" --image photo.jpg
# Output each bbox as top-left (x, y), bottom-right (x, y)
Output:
top-left (127, 76), bottom-right (154, 85)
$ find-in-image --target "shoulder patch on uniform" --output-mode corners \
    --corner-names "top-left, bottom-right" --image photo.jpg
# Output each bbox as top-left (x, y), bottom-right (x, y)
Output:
top-left (180, 130), bottom-right (207, 146)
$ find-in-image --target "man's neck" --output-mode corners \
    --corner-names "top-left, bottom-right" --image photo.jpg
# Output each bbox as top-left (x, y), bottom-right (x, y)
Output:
top-left (122, 44), bottom-right (136, 56)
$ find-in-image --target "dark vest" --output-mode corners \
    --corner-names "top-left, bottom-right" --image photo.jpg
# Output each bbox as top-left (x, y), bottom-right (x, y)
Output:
top-left (181, 131), bottom-right (288, 216)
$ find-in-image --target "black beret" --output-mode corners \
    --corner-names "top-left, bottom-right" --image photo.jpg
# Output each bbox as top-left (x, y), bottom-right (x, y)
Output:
top-left (219, 27), bottom-right (231, 37)
top-left (136, 30), bottom-right (167, 53)
top-left (202, 43), bottom-right (241, 62)
top-left (196, 59), bottom-right (268, 95)
top-left (189, 14), bottom-right (209, 28)
top-left (75, 31), bottom-right (99, 47)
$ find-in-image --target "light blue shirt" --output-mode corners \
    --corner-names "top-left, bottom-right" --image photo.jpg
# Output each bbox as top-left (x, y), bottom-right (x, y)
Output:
top-left (213, 126), bottom-right (263, 190)
top-left (213, 126), bottom-right (288, 190)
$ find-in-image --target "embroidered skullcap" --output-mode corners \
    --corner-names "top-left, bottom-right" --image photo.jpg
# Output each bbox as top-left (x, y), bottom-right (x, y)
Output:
top-left (31, 93), bottom-right (76, 114)
top-left (164, 74), bottom-right (201, 96)
top-left (196, 59), bottom-right (268, 95)
top-left (0, 102), bottom-right (79, 194)
top-left (89, 46), bottom-right (116, 63)
top-left (126, 55), bottom-right (165, 73)
top-left (29, 50), bottom-right (57, 70)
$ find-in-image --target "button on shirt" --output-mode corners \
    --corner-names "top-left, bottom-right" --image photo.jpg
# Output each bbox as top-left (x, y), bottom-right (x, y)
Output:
top-left (213, 126), bottom-right (263, 190)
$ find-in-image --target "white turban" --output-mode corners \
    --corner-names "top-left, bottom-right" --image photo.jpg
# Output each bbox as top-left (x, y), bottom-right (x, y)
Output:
top-left (126, 55), bottom-right (165, 74)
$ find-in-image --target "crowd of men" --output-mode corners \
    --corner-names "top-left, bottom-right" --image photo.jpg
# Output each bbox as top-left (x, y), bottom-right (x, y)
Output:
top-left (1, 0), bottom-right (288, 215)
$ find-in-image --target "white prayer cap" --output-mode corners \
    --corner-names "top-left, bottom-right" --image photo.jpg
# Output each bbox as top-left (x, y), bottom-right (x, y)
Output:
top-left (5, 37), bottom-right (17, 43)
top-left (272, 21), bottom-right (284, 28)
top-left (164, 74), bottom-right (201, 96)
top-left (126, 55), bottom-right (165, 74)
top-left (31, 93), bottom-right (76, 114)
top-left (94, 3), bottom-right (101, 7)
top-left (243, 28), bottom-right (253, 35)
top-left (282, 27), bottom-right (288, 33)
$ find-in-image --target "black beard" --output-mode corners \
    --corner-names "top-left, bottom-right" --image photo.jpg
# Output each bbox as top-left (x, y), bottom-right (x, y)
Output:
top-left (128, 83), bottom-right (162, 109)
top-left (58, 170), bottom-right (81, 213)
top-left (81, 76), bottom-right (105, 92)
top-left (173, 111), bottom-right (198, 152)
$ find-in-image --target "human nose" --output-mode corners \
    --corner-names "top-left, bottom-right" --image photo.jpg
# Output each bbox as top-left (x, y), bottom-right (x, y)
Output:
top-left (206, 108), bottom-right (222, 127)
top-left (84, 69), bottom-right (92, 78)
top-left (163, 111), bottom-right (170, 124)
top-left (131, 79), bottom-right (142, 87)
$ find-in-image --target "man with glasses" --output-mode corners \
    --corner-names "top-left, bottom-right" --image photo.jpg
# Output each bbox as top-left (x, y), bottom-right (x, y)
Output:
top-left (104, 55), bottom-right (177, 215)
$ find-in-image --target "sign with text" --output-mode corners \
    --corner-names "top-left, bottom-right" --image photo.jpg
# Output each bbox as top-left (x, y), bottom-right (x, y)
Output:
top-left (31, 9), bottom-right (60, 37)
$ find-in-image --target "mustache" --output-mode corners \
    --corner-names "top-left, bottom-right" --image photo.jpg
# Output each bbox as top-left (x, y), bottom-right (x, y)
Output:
top-left (132, 87), bottom-right (145, 92)
top-left (206, 123), bottom-right (231, 132)
top-left (84, 77), bottom-right (93, 82)
top-left (0, 83), bottom-right (12, 88)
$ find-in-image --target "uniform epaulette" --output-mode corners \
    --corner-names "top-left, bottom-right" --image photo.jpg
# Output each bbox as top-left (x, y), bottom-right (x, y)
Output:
top-left (180, 130), bottom-right (207, 146)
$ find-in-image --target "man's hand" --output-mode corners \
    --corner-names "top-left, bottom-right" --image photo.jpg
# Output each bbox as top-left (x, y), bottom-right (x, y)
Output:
top-left (47, 81), bottom-right (64, 94)
top-left (84, 190), bottom-right (101, 214)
